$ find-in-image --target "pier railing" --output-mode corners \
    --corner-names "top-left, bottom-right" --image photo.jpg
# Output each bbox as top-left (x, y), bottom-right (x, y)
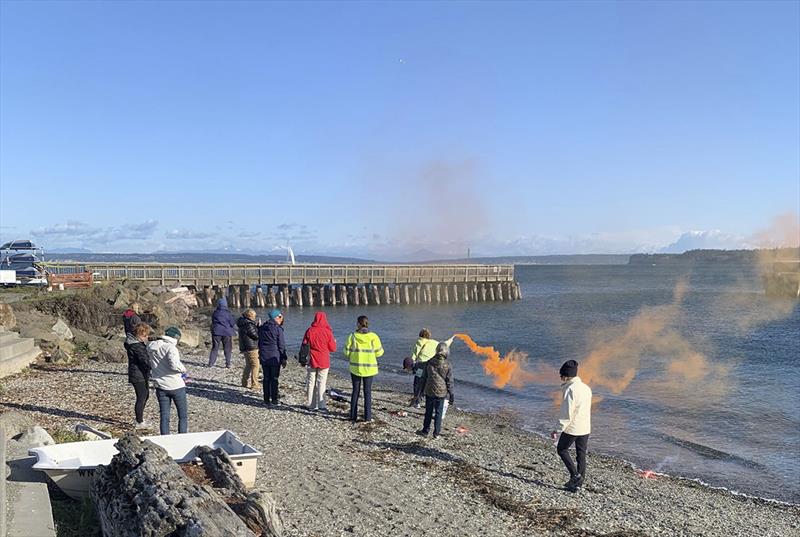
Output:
top-left (38, 262), bottom-right (515, 286)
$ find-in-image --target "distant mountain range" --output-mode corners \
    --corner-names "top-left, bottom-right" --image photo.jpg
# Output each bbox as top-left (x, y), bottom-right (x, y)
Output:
top-left (629, 248), bottom-right (799, 265)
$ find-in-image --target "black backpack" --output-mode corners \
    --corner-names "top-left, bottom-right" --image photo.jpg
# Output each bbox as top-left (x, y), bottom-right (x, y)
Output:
top-left (297, 342), bottom-right (310, 366)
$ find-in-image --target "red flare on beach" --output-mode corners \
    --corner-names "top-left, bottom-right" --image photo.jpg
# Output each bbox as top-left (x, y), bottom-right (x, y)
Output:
top-left (639, 469), bottom-right (657, 479)
top-left (453, 333), bottom-right (542, 388)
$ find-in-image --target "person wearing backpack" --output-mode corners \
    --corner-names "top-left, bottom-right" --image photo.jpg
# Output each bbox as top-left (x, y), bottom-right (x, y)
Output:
top-left (302, 312), bottom-right (337, 411)
top-left (343, 315), bottom-right (383, 423)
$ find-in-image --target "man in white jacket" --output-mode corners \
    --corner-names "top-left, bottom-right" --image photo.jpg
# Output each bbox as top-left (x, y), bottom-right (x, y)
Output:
top-left (551, 359), bottom-right (592, 492)
top-left (148, 326), bottom-right (189, 435)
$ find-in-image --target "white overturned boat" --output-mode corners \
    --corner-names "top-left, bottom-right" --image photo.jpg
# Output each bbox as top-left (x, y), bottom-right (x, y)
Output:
top-left (29, 430), bottom-right (262, 500)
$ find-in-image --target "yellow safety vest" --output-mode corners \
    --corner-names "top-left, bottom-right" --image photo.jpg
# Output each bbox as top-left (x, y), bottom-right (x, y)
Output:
top-left (345, 331), bottom-right (384, 377)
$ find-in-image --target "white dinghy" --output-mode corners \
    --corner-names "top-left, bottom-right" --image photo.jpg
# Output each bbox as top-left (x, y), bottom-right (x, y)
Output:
top-left (29, 430), bottom-right (262, 499)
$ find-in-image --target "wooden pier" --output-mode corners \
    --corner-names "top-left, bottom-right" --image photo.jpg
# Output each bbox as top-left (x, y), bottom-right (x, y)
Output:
top-left (40, 263), bottom-right (522, 308)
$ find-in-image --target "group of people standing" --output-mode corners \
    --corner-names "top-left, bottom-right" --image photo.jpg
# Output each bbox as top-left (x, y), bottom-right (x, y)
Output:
top-left (123, 301), bottom-right (592, 493)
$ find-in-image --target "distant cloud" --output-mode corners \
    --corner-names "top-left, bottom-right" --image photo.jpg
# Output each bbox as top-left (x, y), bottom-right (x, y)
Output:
top-left (274, 223), bottom-right (315, 243)
top-left (165, 229), bottom-right (215, 240)
top-left (31, 220), bottom-right (159, 243)
top-left (659, 230), bottom-right (749, 253)
top-left (238, 231), bottom-right (261, 239)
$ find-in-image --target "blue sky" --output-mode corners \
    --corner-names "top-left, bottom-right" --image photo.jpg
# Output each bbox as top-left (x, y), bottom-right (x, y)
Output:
top-left (1, 1), bottom-right (798, 259)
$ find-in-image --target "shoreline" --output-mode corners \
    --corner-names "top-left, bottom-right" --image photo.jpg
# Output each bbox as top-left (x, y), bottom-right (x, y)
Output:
top-left (1, 349), bottom-right (798, 536)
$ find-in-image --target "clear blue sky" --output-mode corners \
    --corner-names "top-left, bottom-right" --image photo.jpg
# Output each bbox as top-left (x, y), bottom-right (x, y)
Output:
top-left (1, 1), bottom-right (798, 258)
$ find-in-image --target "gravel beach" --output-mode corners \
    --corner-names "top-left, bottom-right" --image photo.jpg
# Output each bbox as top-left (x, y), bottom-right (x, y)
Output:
top-left (1, 353), bottom-right (798, 537)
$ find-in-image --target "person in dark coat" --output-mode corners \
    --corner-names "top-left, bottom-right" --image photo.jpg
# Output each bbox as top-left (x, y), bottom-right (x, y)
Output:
top-left (416, 341), bottom-right (455, 439)
top-left (237, 309), bottom-right (260, 389)
top-left (122, 302), bottom-right (142, 336)
top-left (258, 309), bottom-right (287, 406)
top-left (208, 297), bottom-right (236, 367)
top-left (124, 322), bottom-right (152, 428)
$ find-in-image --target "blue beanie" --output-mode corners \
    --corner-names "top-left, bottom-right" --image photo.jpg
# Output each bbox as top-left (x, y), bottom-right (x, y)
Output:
top-left (269, 309), bottom-right (282, 319)
top-left (218, 298), bottom-right (228, 307)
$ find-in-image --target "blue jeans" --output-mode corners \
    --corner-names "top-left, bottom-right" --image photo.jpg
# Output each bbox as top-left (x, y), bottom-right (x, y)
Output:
top-left (156, 387), bottom-right (188, 435)
top-left (350, 374), bottom-right (374, 422)
top-left (422, 396), bottom-right (445, 436)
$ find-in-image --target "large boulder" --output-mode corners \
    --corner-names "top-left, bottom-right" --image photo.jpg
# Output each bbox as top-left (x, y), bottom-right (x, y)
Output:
top-left (0, 411), bottom-right (35, 440)
top-left (178, 328), bottom-right (201, 348)
top-left (15, 425), bottom-right (55, 448)
top-left (50, 348), bottom-right (74, 365)
top-left (94, 341), bottom-right (126, 363)
top-left (51, 318), bottom-right (74, 340)
top-left (0, 303), bottom-right (17, 329)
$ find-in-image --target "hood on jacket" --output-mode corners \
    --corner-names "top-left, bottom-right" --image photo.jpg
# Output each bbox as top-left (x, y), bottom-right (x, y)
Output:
top-left (123, 309), bottom-right (137, 318)
top-left (217, 298), bottom-right (228, 309)
top-left (125, 333), bottom-right (141, 345)
top-left (158, 335), bottom-right (178, 346)
top-left (311, 312), bottom-right (329, 329)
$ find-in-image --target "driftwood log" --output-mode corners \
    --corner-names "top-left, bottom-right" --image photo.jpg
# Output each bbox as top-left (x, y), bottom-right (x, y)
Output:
top-left (195, 446), bottom-right (283, 537)
top-left (91, 434), bottom-right (259, 537)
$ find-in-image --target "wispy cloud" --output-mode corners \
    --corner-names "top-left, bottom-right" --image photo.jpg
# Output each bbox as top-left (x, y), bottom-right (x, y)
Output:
top-left (165, 229), bottom-right (215, 240)
top-left (31, 220), bottom-right (158, 243)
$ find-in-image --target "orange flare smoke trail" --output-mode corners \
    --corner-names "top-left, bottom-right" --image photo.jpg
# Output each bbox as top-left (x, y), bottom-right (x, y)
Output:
top-left (453, 333), bottom-right (544, 388)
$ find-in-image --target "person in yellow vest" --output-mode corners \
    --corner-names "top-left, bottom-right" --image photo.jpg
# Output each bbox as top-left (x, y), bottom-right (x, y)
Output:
top-left (409, 328), bottom-right (438, 408)
top-left (344, 315), bottom-right (384, 423)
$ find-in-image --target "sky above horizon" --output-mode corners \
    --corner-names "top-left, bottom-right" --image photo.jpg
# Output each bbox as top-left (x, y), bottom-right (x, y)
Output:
top-left (1, 1), bottom-right (798, 260)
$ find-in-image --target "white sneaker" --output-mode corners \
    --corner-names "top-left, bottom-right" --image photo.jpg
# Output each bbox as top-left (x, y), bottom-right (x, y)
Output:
top-left (135, 421), bottom-right (151, 430)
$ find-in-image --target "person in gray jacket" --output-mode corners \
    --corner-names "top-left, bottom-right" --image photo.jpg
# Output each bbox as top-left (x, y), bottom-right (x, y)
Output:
top-left (416, 341), bottom-right (455, 439)
top-left (148, 326), bottom-right (189, 435)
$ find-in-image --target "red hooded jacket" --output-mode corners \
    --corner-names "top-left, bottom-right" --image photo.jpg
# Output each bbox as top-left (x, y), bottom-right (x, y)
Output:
top-left (302, 312), bottom-right (337, 369)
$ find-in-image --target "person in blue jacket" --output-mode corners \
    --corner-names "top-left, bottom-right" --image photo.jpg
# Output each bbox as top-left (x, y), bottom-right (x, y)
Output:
top-left (258, 309), bottom-right (287, 406)
top-left (208, 297), bottom-right (236, 368)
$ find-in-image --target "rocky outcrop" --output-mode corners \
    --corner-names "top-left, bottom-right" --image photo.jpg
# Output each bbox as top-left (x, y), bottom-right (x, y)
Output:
top-left (0, 303), bottom-right (17, 330)
top-left (92, 434), bottom-right (257, 537)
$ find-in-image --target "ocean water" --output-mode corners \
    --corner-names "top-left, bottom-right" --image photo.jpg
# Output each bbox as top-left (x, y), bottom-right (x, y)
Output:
top-left (257, 264), bottom-right (800, 503)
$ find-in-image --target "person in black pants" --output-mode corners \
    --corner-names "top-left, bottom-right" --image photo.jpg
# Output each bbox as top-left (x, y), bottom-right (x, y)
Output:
top-left (124, 322), bottom-right (152, 428)
top-left (258, 309), bottom-right (287, 405)
top-left (550, 360), bottom-right (593, 492)
top-left (416, 342), bottom-right (454, 439)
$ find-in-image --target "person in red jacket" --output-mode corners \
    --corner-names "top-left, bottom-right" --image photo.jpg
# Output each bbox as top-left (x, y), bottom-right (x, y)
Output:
top-left (302, 312), bottom-right (337, 411)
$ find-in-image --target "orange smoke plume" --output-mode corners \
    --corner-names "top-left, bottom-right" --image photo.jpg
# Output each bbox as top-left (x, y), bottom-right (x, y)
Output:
top-left (453, 333), bottom-right (547, 388)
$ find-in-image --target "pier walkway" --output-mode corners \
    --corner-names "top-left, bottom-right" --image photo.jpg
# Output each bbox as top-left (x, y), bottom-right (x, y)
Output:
top-left (40, 263), bottom-right (521, 308)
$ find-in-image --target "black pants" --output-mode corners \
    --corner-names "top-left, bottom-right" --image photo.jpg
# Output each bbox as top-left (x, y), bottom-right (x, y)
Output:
top-left (412, 375), bottom-right (424, 404)
top-left (422, 396), bottom-right (445, 436)
top-left (557, 433), bottom-right (589, 478)
top-left (262, 363), bottom-right (281, 404)
top-left (208, 335), bottom-right (233, 366)
top-left (350, 374), bottom-right (374, 422)
top-left (131, 380), bottom-right (149, 423)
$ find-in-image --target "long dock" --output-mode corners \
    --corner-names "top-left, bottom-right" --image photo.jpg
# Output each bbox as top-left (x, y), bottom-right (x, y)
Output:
top-left (40, 263), bottom-right (522, 308)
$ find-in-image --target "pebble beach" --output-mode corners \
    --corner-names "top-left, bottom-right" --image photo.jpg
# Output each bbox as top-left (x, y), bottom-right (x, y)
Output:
top-left (1, 351), bottom-right (798, 537)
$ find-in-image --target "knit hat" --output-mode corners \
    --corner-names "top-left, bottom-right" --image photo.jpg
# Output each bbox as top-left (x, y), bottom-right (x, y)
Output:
top-left (436, 341), bottom-right (450, 357)
top-left (269, 309), bottom-right (282, 319)
top-left (403, 356), bottom-right (414, 370)
top-left (165, 326), bottom-right (182, 339)
top-left (559, 360), bottom-right (578, 378)
top-left (218, 298), bottom-right (228, 308)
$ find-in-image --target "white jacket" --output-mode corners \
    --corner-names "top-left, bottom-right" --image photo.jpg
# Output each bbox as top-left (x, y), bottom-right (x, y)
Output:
top-left (148, 336), bottom-right (187, 391)
top-left (558, 376), bottom-right (592, 436)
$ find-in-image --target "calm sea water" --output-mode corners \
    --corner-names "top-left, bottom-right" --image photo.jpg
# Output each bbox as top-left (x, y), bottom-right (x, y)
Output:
top-left (257, 264), bottom-right (800, 503)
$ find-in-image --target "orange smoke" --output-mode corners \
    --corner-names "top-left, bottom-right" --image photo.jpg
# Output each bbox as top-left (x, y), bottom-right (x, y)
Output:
top-left (453, 333), bottom-right (549, 388)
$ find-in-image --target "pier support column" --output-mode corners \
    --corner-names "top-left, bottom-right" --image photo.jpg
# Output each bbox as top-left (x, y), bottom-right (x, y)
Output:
top-left (495, 283), bottom-right (504, 301)
top-left (267, 286), bottom-right (276, 308)
top-left (292, 286), bottom-right (302, 307)
top-left (281, 285), bottom-right (291, 307)
top-left (393, 285), bottom-right (400, 304)
top-left (360, 286), bottom-right (370, 305)
top-left (442, 284), bottom-right (449, 303)
top-left (338, 285), bottom-right (348, 306)
top-left (451, 284), bottom-right (459, 303)
top-left (371, 285), bottom-right (381, 305)
top-left (255, 286), bottom-right (265, 308)
top-left (226, 286), bottom-right (237, 308)
top-left (402, 285), bottom-right (410, 305)
top-left (434, 284), bottom-right (441, 304)
top-left (480, 283), bottom-right (487, 302)
top-left (462, 284), bottom-right (469, 303)
top-left (382, 285), bottom-right (391, 305)
top-left (240, 285), bottom-right (249, 308)
top-left (350, 285), bottom-right (359, 306)
top-left (515, 282), bottom-right (522, 300)
top-left (488, 284), bottom-right (495, 301)
top-left (318, 285), bottom-right (326, 307)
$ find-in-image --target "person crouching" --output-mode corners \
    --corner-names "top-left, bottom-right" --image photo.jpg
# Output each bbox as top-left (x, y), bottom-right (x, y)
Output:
top-left (551, 359), bottom-right (592, 492)
top-left (416, 341), bottom-right (454, 439)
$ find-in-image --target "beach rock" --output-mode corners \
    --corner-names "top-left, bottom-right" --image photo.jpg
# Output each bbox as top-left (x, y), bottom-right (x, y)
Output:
top-left (51, 319), bottom-right (74, 340)
top-left (178, 328), bottom-right (201, 348)
top-left (0, 303), bottom-right (17, 330)
top-left (15, 425), bottom-right (55, 448)
top-left (0, 411), bottom-right (35, 440)
top-left (49, 348), bottom-right (74, 364)
top-left (92, 434), bottom-right (256, 537)
top-left (57, 339), bottom-right (76, 355)
top-left (94, 341), bottom-right (126, 363)
top-left (112, 288), bottom-right (134, 310)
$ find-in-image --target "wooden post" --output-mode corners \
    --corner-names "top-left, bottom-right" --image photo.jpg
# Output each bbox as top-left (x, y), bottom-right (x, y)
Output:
top-left (415, 285), bottom-right (421, 304)
top-left (267, 286), bottom-right (277, 308)
top-left (240, 285), bottom-right (249, 308)
top-left (472, 284), bottom-right (479, 302)
top-left (516, 282), bottom-right (522, 300)
top-left (255, 286), bottom-right (265, 308)
top-left (433, 284), bottom-right (440, 304)
top-left (372, 285), bottom-right (381, 305)
top-left (425, 284), bottom-right (432, 304)
top-left (282, 284), bottom-right (290, 307)
top-left (317, 285), bottom-right (325, 307)
top-left (361, 285), bottom-right (370, 305)
top-left (496, 283), bottom-right (504, 301)
top-left (463, 283), bottom-right (470, 303)
top-left (295, 286), bottom-right (304, 307)
top-left (402, 285), bottom-right (410, 305)
top-left (442, 283), bottom-right (450, 303)
top-left (351, 285), bottom-right (360, 306)
top-left (488, 284), bottom-right (495, 301)
top-left (304, 285), bottom-right (313, 307)
top-left (451, 283), bottom-right (459, 303)
top-left (339, 285), bottom-right (348, 306)
top-left (480, 283), bottom-right (487, 302)
top-left (383, 285), bottom-right (391, 305)
top-left (393, 285), bottom-right (400, 304)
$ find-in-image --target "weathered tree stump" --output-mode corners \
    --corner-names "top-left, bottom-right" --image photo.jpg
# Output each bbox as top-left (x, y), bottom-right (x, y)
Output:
top-left (92, 434), bottom-right (257, 537)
